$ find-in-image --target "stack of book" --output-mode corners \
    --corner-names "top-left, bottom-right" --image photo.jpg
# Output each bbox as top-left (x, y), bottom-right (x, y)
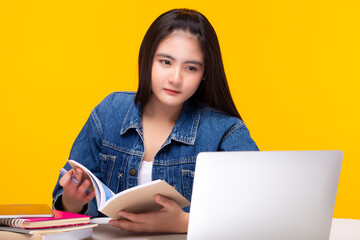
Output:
top-left (0, 204), bottom-right (97, 240)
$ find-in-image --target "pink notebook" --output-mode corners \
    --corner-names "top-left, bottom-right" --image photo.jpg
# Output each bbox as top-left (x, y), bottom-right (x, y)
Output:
top-left (0, 210), bottom-right (91, 229)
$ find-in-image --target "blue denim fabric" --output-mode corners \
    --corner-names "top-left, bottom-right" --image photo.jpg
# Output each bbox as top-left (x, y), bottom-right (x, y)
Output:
top-left (52, 92), bottom-right (259, 217)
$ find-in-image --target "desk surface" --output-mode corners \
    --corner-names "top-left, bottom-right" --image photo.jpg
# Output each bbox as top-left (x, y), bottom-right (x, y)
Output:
top-left (88, 218), bottom-right (360, 240)
top-left (329, 219), bottom-right (360, 240)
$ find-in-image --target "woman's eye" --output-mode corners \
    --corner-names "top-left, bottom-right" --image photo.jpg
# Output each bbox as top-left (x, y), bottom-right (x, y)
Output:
top-left (160, 60), bottom-right (171, 65)
top-left (186, 66), bottom-right (197, 71)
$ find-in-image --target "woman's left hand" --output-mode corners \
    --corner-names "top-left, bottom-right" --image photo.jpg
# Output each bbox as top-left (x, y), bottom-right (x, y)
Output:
top-left (108, 194), bottom-right (189, 233)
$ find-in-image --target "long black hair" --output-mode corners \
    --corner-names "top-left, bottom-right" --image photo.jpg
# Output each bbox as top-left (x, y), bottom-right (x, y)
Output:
top-left (134, 8), bottom-right (242, 120)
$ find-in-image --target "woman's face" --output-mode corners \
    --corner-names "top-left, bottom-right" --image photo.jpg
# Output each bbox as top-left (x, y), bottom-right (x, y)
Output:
top-left (150, 30), bottom-right (205, 109)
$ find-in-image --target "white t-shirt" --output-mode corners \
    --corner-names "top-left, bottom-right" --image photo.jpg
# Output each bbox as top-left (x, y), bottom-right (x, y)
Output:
top-left (138, 160), bottom-right (153, 185)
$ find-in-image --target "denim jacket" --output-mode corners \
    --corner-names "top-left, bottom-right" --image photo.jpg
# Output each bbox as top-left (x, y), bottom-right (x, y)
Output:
top-left (52, 92), bottom-right (259, 216)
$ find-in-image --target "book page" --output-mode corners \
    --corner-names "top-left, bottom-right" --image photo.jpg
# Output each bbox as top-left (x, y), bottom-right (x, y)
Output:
top-left (100, 180), bottom-right (190, 219)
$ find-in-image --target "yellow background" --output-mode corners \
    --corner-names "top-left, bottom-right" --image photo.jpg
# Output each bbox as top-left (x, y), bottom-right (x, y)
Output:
top-left (0, 0), bottom-right (359, 219)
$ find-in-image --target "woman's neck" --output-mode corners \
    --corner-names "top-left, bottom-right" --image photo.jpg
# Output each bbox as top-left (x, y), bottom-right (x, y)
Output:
top-left (142, 96), bottom-right (183, 124)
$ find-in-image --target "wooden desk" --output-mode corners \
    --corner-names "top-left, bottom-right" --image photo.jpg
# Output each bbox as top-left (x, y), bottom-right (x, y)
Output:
top-left (89, 218), bottom-right (360, 240)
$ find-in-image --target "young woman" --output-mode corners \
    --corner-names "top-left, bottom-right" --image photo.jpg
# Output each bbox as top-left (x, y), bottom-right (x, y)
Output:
top-left (52, 8), bottom-right (259, 233)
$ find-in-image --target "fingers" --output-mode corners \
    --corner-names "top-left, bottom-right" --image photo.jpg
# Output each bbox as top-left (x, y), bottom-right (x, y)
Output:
top-left (109, 207), bottom-right (188, 233)
top-left (118, 196), bottom-right (179, 223)
top-left (59, 174), bottom-right (69, 187)
top-left (155, 195), bottom-right (178, 210)
top-left (109, 219), bottom-right (147, 232)
top-left (83, 190), bottom-right (96, 203)
top-left (77, 179), bottom-right (90, 194)
top-left (61, 169), bottom-right (94, 206)
top-left (61, 168), bottom-right (85, 191)
top-left (74, 168), bottom-right (83, 184)
top-left (108, 195), bottom-right (186, 233)
top-left (59, 169), bottom-right (75, 187)
top-left (76, 180), bottom-right (95, 204)
top-left (118, 211), bottom-right (142, 222)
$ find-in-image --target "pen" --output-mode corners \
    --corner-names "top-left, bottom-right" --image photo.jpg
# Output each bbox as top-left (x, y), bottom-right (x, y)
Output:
top-left (60, 168), bottom-right (79, 184)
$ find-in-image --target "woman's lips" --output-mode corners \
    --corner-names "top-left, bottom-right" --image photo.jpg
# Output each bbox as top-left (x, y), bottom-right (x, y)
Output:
top-left (164, 88), bottom-right (180, 95)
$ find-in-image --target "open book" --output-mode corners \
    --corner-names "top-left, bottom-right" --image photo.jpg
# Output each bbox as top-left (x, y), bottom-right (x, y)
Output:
top-left (67, 160), bottom-right (190, 219)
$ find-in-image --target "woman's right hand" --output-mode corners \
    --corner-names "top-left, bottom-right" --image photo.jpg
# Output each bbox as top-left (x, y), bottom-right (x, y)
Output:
top-left (59, 168), bottom-right (95, 213)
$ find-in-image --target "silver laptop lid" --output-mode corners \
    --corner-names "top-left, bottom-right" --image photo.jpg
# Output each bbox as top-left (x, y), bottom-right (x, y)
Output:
top-left (187, 151), bottom-right (343, 240)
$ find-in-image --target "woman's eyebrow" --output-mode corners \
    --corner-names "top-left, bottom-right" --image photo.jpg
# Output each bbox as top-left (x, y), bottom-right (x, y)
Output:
top-left (155, 53), bottom-right (203, 66)
top-left (184, 60), bottom-right (203, 67)
top-left (155, 53), bottom-right (175, 61)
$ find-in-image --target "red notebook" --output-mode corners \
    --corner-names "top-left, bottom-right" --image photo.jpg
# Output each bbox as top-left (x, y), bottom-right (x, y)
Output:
top-left (0, 210), bottom-right (90, 229)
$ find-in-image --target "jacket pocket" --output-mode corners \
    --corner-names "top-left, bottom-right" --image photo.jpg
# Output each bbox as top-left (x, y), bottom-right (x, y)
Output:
top-left (99, 153), bottom-right (116, 186)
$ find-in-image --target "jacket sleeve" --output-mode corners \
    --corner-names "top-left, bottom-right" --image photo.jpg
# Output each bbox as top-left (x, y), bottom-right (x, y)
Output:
top-left (219, 121), bottom-right (259, 151)
top-left (52, 108), bottom-right (103, 217)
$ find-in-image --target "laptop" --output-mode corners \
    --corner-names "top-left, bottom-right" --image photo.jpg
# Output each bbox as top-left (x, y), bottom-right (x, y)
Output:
top-left (187, 151), bottom-right (343, 240)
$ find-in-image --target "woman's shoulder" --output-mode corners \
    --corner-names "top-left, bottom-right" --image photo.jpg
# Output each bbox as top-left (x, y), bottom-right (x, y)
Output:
top-left (192, 101), bottom-right (258, 150)
top-left (92, 91), bottom-right (136, 116)
top-left (95, 91), bottom-right (135, 108)
top-left (194, 101), bottom-right (244, 126)
top-left (100, 91), bottom-right (136, 105)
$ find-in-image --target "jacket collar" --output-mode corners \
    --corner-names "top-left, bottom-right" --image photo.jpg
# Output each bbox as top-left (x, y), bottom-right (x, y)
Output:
top-left (120, 100), bottom-right (200, 145)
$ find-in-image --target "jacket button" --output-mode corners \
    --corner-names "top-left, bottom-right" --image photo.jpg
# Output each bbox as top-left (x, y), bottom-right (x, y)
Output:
top-left (130, 169), bottom-right (136, 176)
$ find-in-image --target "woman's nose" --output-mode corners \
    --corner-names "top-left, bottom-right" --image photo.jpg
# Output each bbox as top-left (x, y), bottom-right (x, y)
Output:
top-left (168, 67), bottom-right (182, 85)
